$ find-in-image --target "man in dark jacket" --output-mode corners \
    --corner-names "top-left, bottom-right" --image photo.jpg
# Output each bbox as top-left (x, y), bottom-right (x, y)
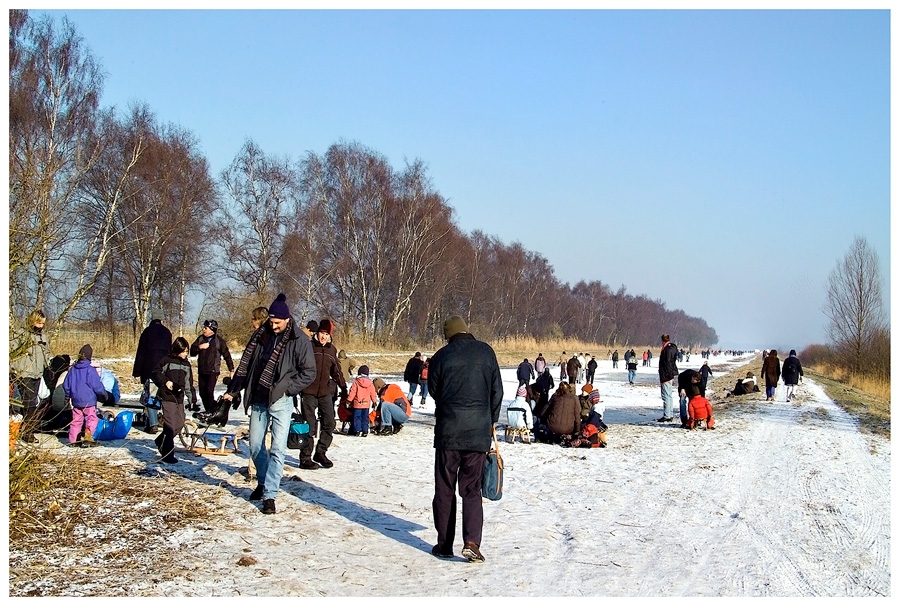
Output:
top-left (404, 352), bottom-right (425, 401)
top-left (299, 318), bottom-right (346, 470)
top-left (699, 360), bottom-right (714, 397)
top-left (781, 350), bottom-right (804, 402)
top-left (658, 333), bottom-right (679, 422)
top-left (223, 293), bottom-right (316, 515)
top-left (586, 356), bottom-right (598, 383)
top-left (427, 315), bottom-right (502, 564)
top-left (132, 310), bottom-right (172, 433)
top-left (190, 319), bottom-right (235, 413)
top-left (676, 368), bottom-right (700, 427)
top-left (516, 358), bottom-right (535, 387)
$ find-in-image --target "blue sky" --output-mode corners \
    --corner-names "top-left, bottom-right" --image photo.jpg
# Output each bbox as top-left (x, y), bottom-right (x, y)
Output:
top-left (28, 7), bottom-right (891, 350)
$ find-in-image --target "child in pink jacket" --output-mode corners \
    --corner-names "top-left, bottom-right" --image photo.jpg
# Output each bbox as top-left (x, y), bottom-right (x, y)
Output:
top-left (348, 365), bottom-right (378, 437)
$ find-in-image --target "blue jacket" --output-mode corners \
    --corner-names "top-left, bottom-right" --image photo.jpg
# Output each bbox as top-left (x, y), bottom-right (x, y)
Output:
top-left (63, 360), bottom-right (107, 409)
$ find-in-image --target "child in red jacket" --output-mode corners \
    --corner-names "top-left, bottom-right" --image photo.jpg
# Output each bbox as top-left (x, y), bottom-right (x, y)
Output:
top-left (348, 365), bottom-right (378, 437)
top-left (687, 393), bottom-right (715, 430)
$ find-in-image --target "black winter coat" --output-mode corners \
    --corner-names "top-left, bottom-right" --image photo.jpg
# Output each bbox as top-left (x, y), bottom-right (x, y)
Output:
top-left (428, 333), bottom-right (503, 452)
top-left (781, 355), bottom-right (803, 385)
top-left (132, 320), bottom-right (173, 383)
top-left (403, 356), bottom-right (425, 383)
top-left (190, 333), bottom-right (234, 375)
top-left (516, 361), bottom-right (535, 382)
top-left (658, 342), bottom-right (679, 383)
top-left (151, 354), bottom-right (197, 407)
top-left (228, 318), bottom-right (317, 406)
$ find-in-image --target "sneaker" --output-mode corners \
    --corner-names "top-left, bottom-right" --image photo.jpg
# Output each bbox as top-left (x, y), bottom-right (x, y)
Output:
top-left (249, 485), bottom-right (264, 501)
top-left (656, 417), bottom-right (673, 422)
top-left (462, 542), bottom-right (485, 563)
top-left (431, 545), bottom-right (453, 560)
top-left (313, 452), bottom-right (333, 468)
top-left (262, 498), bottom-right (276, 514)
top-left (299, 459), bottom-right (319, 470)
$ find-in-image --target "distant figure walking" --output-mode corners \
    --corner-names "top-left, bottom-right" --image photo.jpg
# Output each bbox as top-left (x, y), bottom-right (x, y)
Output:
top-left (781, 349), bottom-right (803, 402)
top-left (761, 349), bottom-right (781, 401)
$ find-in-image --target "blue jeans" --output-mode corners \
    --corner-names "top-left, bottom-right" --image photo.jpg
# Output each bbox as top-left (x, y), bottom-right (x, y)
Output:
top-left (249, 394), bottom-right (293, 501)
top-left (419, 381), bottom-right (428, 401)
top-left (145, 406), bottom-right (159, 429)
top-left (380, 401), bottom-right (409, 427)
top-left (628, 369), bottom-right (636, 384)
top-left (679, 393), bottom-right (689, 426)
top-left (408, 382), bottom-right (423, 400)
top-left (660, 380), bottom-right (674, 418)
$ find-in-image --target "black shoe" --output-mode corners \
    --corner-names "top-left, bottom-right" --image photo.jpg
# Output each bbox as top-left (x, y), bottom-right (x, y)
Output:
top-left (431, 545), bottom-right (453, 560)
top-left (656, 416), bottom-right (673, 422)
top-left (379, 426), bottom-right (393, 436)
top-left (462, 542), bottom-right (485, 563)
top-left (313, 452), bottom-right (333, 468)
top-left (161, 455), bottom-right (178, 464)
top-left (360, 432), bottom-right (368, 438)
top-left (299, 459), bottom-right (319, 470)
top-left (249, 485), bottom-right (264, 501)
top-left (262, 498), bottom-right (276, 514)
top-left (392, 423), bottom-right (403, 435)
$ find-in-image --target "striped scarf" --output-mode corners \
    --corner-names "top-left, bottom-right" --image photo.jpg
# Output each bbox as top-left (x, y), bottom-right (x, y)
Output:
top-left (233, 324), bottom-right (288, 392)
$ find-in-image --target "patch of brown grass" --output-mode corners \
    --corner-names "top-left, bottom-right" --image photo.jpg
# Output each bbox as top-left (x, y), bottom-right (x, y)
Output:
top-left (8, 444), bottom-right (218, 596)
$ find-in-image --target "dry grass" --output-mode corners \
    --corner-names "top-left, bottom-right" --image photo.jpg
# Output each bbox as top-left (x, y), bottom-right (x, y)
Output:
top-left (8, 441), bottom-right (217, 596)
top-left (805, 363), bottom-right (890, 401)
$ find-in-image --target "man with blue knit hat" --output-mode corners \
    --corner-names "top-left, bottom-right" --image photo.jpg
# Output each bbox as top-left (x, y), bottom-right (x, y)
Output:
top-left (224, 293), bottom-right (316, 514)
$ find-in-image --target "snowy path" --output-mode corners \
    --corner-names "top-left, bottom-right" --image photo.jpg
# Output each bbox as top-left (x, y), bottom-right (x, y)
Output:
top-left (46, 355), bottom-right (891, 597)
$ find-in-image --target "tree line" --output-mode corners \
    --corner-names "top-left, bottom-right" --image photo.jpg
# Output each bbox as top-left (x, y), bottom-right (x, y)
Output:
top-left (8, 10), bottom-right (719, 350)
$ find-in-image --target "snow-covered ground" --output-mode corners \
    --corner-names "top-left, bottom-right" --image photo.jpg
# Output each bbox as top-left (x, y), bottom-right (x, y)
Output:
top-left (28, 353), bottom-right (892, 596)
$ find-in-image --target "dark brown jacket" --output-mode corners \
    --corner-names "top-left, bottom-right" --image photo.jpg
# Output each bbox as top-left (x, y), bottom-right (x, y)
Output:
top-left (302, 339), bottom-right (346, 397)
top-left (547, 387), bottom-right (580, 436)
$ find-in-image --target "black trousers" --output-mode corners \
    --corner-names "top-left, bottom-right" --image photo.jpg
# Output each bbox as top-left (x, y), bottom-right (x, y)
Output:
top-left (197, 373), bottom-right (219, 412)
top-left (300, 393), bottom-right (336, 459)
top-left (433, 449), bottom-right (486, 552)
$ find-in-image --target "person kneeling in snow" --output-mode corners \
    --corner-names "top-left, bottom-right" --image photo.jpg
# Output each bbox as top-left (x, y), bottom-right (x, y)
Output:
top-left (687, 388), bottom-right (716, 430)
top-left (372, 377), bottom-right (411, 436)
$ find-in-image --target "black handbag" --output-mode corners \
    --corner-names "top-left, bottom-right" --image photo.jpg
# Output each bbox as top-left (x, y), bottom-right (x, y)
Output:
top-left (286, 412), bottom-right (310, 450)
top-left (481, 426), bottom-right (503, 501)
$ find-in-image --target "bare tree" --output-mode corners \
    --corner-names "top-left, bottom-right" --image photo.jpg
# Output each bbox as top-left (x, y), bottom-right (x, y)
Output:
top-left (8, 10), bottom-right (104, 318)
top-left (218, 139), bottom-right (297, 297)
top-left (824, 236), bottom-right (886, 373)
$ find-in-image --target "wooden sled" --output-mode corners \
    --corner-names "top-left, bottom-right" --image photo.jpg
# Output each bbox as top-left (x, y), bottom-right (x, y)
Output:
top-left (179, 420), bottom-right (240, 456)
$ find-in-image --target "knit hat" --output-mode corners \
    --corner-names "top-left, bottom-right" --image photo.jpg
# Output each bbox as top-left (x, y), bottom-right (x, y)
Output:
top-left (78, 344), bottom-right (93, 360)
top-left (305, 320), bottom-right (319, 333)
top-left (203, 319), bottom-right (218, 332)
top-left (789, 349), bottom-right (797, 356)
top-left (516, 384), bottom-right (527, 398)
top-left (150, 308), bottom-right (164, 321)
top-left (268, 293), bottom-right (290, 319)
top-left (318, 318), bottom-right (334, 335)
top-left (581, 383), bottom-right (593, 395)
top-left (358, 365), bottom-right (370, 376)
top-left (373, 378), bottom-right (386, 392)
top-left (443, 315), bottom-right (468, 339)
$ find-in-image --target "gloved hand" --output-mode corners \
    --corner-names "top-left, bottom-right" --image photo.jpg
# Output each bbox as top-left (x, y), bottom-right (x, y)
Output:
top-left (231, 397), bottom-right (240, 410)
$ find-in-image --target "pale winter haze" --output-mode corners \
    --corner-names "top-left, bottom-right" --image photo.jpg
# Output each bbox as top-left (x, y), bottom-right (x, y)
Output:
top-left (11, 353), bottom-right (890, 597)
top-left (25, 6), bottom-right (892, 349)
